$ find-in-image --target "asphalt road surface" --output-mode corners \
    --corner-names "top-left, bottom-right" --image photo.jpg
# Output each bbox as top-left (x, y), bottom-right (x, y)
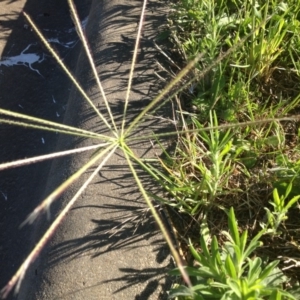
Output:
top-left (0, 1), bottom-right (172, 299)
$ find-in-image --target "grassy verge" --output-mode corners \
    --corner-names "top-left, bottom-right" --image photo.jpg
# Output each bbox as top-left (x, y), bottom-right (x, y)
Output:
top-left (150, 0), bottom-right (300, 298)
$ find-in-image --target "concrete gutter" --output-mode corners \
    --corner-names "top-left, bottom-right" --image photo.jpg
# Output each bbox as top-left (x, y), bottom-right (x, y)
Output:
top-left (14, 0), bottom-right (171, 299)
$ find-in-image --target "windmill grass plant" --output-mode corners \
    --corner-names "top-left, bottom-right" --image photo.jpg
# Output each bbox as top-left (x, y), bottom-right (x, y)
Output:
top-left (1, 0), bottom-right (300, 299)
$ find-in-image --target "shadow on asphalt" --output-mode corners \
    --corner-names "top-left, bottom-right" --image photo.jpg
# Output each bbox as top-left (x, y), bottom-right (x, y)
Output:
top-left (52, 267), bottom-right (172, 300)
top-left (37, 162), bottom-right (174, 299)
top-left (0, 1), bottom-right (92, 299)
top-left (1, 0), bottom-right (174, 299)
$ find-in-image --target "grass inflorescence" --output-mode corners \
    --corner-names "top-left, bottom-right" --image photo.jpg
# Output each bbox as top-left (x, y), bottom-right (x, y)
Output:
top-left (2, 0), bottom-right (300, 299)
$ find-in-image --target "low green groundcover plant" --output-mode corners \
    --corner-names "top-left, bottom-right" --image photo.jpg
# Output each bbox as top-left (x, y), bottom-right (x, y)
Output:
top-left (154, 0), bottom-right (300, 298)
top-left (168, 207), bottom-right (296, 300)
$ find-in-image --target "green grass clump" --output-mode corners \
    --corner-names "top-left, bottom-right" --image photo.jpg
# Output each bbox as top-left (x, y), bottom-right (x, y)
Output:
top-left (169, 0), bottom-right (300, 122)
top-left (147, 0), bottom-right (300, 298)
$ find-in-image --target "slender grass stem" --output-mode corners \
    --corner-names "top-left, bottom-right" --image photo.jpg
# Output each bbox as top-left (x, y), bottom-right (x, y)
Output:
top-left (0, 118), bottom-right (108, 141)
top-left (21, 143), bottom-right (117, 227)
top-left (122, 143), bottom-right (192, 288)
top-left (1, 0), bottom-right (299, 298)
top-left (124, 54), bottom-right (202, 137)
top-left (0, 145), bottom-right (117, 299)
top-left (121, 0), bottom-right (148, 135)
top-left (67, 0), bottom-right (118, 134)
top-left (0, 143), bottom-right (109, 171)
top-left (0, 108), bottom-right (107, 140)
top-left (126, 115), bottom-right (300, 142)
top-left (23, 12), bottom-right (114, 134)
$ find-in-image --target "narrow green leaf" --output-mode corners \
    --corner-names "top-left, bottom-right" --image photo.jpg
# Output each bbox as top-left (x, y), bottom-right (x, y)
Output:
top-left (168, 285), bottom-right (194, 299)
top-left (285, 195), bottom-right (300, 211)
top-left (232, 244), bottom-right (242, 267)
top-left (240, 230), bottom-right (248, 257)
top-left (269, 289), bottom-right (282, 300)
top-left (189, 240), bottom-right (205, 265)
top-left (278, 289), bottom-right (296, 300)
top-left (260, 261), bottom-right (280, 283)
top-left (273, 188), bottom-right (282, 210)
top-left (168, 266), bottom-right (206, 278)
top-left (228, 207), bottom-right (240, 247)
top-left (285, 181), bottom-right (293, 199)
top-left (220, 141), bottom-right (232, 158)
top-left (247, 257), bottom-right (262, 285)
top-left (264, 207), bottom-right (275, 227)
top-left (199, 216), bottom-right (212, 261)
top-left (242, 226), bottom-right (265, 260)
top-left (194, 267), bottom-right (217, 279)
top-left (227, 279), bottom-right (242, 298)
top-left (225, 255), bottom-right (237, 279)
top-left (240, 278), bottom-right (251, 298)
top-left (211, 236), bottom-right (222, 275)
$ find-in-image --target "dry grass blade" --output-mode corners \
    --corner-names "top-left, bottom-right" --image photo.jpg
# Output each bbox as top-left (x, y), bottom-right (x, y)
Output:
top-left (0, 145), bottom-right (117, 299)
top-left (153, 40), bottom-right (181, 70)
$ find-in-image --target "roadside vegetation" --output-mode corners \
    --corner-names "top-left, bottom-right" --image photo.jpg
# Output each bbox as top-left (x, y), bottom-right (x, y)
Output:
top-left (1, 0), bottom-right (300, 299)
top-left (152, 0), bottom-right (300, 298)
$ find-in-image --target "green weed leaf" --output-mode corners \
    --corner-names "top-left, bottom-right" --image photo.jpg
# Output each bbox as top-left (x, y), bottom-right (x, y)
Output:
top-left (247, 257), bottom-right (262, 284)
top-left (227, 207), bottom-right (240, 247)
top-left (226, 279), bottom-right (242, 298)
top-left (225, 255), bottom-right (237, 279)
